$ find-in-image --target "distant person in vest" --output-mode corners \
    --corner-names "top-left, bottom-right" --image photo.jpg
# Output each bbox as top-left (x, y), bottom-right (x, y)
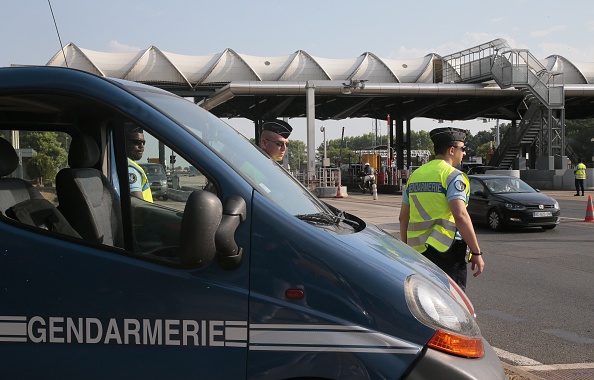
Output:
top-left (125, 124), bottom-right (153, 203)
top-left (398, 127), bottom-right (484, 291)
top-left (259, 119), bottom-right (292, 161)
top-left (574, 157), bottom-right (586, 196)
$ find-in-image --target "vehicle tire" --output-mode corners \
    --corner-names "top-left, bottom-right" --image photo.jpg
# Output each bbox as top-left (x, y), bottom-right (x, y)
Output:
top-left (488, 209), bottom-right (504, 231)
top-left (542, 224), bottom-right (556, 230)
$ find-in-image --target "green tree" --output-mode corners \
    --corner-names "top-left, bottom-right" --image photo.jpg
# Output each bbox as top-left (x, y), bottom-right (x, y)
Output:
top-left (27, 154), bottom-right (58, 183)
top-left (408, 130), bottom-right (433, 151)
top-left (287, 139), bottom-right (307, 170)
top-left (475, 142), bottom-right (494, 162)
top-left (20, 131), bottom-right (68, 183)
top-left (318, 133), bottom-right (388, 165)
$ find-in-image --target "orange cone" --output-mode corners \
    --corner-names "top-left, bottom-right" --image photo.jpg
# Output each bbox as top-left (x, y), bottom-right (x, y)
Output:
top-left (585, 195), bottom-right (594, 222)
top-left (335, 185), bottom-right (344, 198)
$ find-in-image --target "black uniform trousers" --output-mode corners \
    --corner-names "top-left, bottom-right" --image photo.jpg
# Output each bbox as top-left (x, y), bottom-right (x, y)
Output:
top-left (421, 240), bottom-right (468, 291)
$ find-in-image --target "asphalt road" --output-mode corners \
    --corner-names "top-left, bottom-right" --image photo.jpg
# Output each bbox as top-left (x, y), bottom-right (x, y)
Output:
top-left (324, 191), bottom-right (594, 380)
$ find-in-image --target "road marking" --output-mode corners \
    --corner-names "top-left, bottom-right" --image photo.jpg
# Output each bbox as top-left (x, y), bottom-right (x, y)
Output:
top-left (521, 362), bottom-right (594, 371)
top-left (493, 347), bottom-right (542, 366)
top-left (495, 347), bottom-right (594, 373)
top-left (541, 328), bottom-right (594, 344)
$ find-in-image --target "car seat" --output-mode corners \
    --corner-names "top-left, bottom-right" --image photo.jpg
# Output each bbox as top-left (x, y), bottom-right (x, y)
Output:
top-left (0, 137), bottom-right (45, 214)
top-left (56, 135), bottom-right (124, 247)
top-left (0, 137), bottom-right (80, 237)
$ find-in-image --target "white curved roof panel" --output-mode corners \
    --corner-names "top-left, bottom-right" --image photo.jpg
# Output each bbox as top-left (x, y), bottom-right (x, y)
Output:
top-left (46, 42), bottom-right (594, 87)
top-left (277, 51), bottom-right (329, 81)
top-left (542, 55), bottom-right (588, 84)
top-left (160, 51), bottom-right (221, 84)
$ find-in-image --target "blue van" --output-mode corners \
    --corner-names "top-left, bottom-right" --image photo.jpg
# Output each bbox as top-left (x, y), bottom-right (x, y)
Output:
top-left (0, 67), bottom-right (505, 379)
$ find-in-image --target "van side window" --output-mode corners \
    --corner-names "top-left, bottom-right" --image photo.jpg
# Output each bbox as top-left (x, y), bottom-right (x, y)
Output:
top-left (0, 129), bottom-right (78, 235)
top-left (119, 128), bottom-right (213, 264)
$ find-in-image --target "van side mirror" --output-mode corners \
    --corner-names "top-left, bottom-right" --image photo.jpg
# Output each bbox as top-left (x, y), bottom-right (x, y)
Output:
top-left (216, 195), bottom-right (247, 270)
top-left (180, 190), bottom-right (222, 267)
top-left (179, 191), bottom-right (246, 269)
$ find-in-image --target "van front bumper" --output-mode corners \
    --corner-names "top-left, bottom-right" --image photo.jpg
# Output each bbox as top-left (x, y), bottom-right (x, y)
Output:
top-left (403, 338), bottom-right (506, 380)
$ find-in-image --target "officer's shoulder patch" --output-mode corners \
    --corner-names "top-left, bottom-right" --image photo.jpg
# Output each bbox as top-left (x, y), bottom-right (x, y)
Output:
top-left (129, 172), bottom-right (137, 184)
top-left (454, 180), bottom-right (466, 191)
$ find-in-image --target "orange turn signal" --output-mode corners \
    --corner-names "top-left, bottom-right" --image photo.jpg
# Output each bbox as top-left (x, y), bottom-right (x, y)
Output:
top-left (427, 330), bottom-right (484, 358)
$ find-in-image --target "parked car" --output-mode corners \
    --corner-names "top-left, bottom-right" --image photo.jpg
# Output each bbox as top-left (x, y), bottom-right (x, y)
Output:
top-left (468, 175), bottom-right (560, 231)
top-left (0, 66), bottom-right (506, 379)
top-left (139, 162), bottom-right (168, 200)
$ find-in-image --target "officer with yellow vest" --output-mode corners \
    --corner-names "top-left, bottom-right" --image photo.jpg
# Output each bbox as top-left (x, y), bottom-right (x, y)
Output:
top-left (574, 157), bottom-right (586, 196)
top-left (126, 125), bottom-right (153, 203)
top-left (399, 127), bottom-right (484, 291)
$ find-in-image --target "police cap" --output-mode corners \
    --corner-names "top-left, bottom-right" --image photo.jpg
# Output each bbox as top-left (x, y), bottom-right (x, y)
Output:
top-left (261, 119), bottom-right (292, 138)
top-left (430, 127), bottom-right (467, 146)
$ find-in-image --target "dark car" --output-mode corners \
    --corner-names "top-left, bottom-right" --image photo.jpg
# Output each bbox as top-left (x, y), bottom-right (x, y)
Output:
top-left (139, 163), bottom-right (168, 200)
top-left (468, 175), bottom-right (560, 231)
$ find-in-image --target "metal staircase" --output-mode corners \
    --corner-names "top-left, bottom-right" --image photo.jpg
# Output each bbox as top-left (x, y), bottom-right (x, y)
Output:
top-left (441, 39), bottom-right (565, 169)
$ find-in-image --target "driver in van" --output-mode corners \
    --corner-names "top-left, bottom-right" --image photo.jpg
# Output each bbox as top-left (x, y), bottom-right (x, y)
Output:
top-left (259, 119), bottom-right (292, 161)
top-left (125, 124), bottom-right (153, 203)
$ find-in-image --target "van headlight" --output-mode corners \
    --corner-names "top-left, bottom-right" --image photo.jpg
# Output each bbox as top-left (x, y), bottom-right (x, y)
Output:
top-left (404, 275), bottom-right (484, 358)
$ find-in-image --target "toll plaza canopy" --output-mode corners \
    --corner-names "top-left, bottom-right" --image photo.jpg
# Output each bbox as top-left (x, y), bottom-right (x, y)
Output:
top-left (45, 39), bottom-right (594, 122)
top-left (44, 39), bottom-right (594, 174)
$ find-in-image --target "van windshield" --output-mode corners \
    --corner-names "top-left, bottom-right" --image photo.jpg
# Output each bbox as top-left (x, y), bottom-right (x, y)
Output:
top-left (128, 85), bottom-right (329, 216)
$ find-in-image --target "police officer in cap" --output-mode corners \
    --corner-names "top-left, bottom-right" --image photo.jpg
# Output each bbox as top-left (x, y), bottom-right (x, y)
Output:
top-left (259, 119), bottom-right (292, 161)
top-left (398, 127), bottom-right (484, 291)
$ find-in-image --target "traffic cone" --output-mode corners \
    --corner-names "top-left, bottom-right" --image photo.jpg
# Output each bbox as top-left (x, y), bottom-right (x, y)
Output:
top-left (335, 184), bottom-right (348, 198)
top-left (585, 195), bottom-right (594, 222)
top-left (335, 185), bottom-right (344, 198)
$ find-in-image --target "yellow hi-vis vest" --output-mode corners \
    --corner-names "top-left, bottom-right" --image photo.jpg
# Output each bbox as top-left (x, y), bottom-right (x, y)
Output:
top-left (575, 163), bottom-right (586, 180)
top-left (128, 158), bottom-right (153, 203)
top-left (406, 160), bottom-right (469, 253)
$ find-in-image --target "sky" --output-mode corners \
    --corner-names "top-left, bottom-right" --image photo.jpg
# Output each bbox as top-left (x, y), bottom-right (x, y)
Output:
top-left (2, 0), bottom-right (594, 144)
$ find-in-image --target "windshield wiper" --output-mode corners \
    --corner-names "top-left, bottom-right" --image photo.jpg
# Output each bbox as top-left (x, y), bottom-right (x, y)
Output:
top-left (295, 212), bottom-right (338, 225)
top-left (296, 211), bottom-right (359, 228)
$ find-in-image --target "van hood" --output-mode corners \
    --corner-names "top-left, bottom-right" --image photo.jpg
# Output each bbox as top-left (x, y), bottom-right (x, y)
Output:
top-left (250, 193), bottom-right (449, 347)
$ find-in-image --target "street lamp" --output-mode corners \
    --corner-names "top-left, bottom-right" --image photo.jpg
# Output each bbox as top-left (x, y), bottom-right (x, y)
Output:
top-left (320, 126), bottom-right (327, 166)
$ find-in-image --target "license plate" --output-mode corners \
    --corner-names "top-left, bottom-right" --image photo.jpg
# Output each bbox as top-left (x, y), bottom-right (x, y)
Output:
top-left (533, 211), bottom-right (552, 217)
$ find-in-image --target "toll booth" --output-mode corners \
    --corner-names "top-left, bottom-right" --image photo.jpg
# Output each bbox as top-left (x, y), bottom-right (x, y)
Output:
top-left (355, 145), bottom-right (391, 185)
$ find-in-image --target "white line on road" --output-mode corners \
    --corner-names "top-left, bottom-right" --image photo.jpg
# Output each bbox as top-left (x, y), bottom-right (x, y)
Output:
top-left (521, 362), bottom-right (594, 371)
top-left (494, 347), bottom-right (594, 372)
top-left (493, 347), bottom-right (542, 366)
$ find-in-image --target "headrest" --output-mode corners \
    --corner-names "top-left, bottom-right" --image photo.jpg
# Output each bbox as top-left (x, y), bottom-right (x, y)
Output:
top-left (0, 137), bottom-right (19, 177)
top-left (68, 135), bottom-right (100, 169)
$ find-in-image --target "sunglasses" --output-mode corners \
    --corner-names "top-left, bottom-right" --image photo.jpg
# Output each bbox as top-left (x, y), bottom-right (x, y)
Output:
top-left (128, 139), bottom-right (146, 146)
top-left (265, 139), bottom-right (289, 148)
top-left (452, 145), bottom-right (467, 152)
